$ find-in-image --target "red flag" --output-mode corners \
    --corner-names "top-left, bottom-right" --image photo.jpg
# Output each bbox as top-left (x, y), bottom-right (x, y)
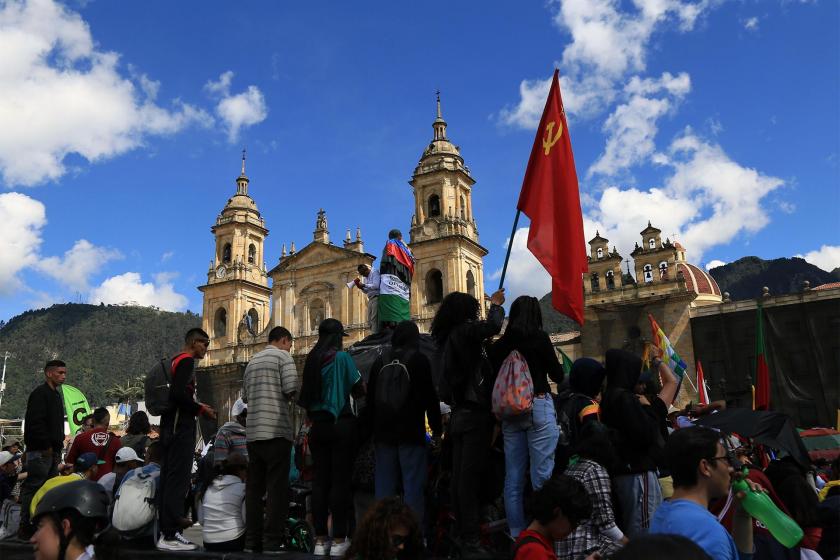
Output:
top-left (696, 361), bottom-right (709, 405)
top-left (517, 69), bottom-right (587, 324)
top-left (754, 304), bottom-right (770, 410)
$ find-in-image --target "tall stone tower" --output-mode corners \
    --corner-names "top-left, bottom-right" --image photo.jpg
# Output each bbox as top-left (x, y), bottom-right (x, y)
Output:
top-left (409, 94), bottom-right (487, 330)
top-left (199, 152), bottom-right (272, 365)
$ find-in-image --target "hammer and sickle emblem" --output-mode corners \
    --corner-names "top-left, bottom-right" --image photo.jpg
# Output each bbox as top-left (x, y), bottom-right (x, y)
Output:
top-left (542, 120), bottom-right (563, 155)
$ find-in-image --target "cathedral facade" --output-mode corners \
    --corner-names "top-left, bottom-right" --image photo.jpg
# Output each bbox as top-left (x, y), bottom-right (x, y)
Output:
top-left (198, 98), bottom-right (487, 365)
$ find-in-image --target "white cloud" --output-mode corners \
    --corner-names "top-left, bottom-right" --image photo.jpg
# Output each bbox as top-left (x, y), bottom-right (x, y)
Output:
top-left (490, 227), bottom-right (552, 301)
top-left (89, 271), bottom-right (189, 311)
top-left (0, 192), bottom-right (46, 294)
top-left (743, 17), bottom-right (759, 31)
top-left (584, 129), bottom-right (784, 263)
top-left (0, 0), bottom-right (212, 187)
top-left (796, 245), bottom-right (840, 272)
top-left (36, 239), bottom-right (122, 292)
top-left (160, 250), bottom-right (175, 262)
top-left (499, 0), bottom-right (717, 127)
top-left (705, 259), bottom-right (726, 270)
top-left (204, 71), bottom-right (268, 142)
top-left (589, 72), bottom-right (690, 176)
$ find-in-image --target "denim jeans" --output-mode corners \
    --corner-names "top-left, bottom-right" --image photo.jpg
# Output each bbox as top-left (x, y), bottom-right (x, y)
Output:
top-left (502, 395), bottom-right (560, 537)
top-left (374, 443), bottom-right (427, 524)
top-left (19, 450), bottom-right (59, 528)
top-left (613, 471), bottom-right (662, 538)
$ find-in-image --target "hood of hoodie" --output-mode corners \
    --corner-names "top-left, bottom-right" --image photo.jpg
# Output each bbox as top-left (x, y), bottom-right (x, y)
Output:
top-left (605, 349), bottom-right (643, 391)
top-left (569, 358), bottom-right (606, 398)
top-left (212, 474), bottom-right (245, 490)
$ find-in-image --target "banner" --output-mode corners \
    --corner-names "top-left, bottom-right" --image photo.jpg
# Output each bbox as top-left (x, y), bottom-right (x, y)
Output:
top-left (61, 384), bottom-right (91, 436)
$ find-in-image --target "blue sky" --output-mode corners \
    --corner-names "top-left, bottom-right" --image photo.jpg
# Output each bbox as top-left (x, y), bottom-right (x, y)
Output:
top-left (0, 0), bottom-right (837, 321)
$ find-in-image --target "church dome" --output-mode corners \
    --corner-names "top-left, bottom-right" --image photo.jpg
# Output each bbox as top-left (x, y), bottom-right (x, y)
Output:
top-left (676, 262), bottom-right (721, 297)
top-left (224, 192), bottom-right (259, 213)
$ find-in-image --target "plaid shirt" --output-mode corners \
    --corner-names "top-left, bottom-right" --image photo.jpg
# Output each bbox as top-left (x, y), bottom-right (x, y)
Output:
top-left (555, 459), bottom-right (623, 560)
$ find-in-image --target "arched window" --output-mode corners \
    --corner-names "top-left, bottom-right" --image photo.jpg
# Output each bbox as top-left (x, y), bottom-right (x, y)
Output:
top-left (649, 238), bottom-right (656, 249)
top-left (606, 270), bottom-right (615, 289)
top-left (214, 307), bottom-right (227, 338)
top-left (309, 299), bottom-right (325, 332)
top-left (466, 270), bottom-right (476, 297)
top-left (246, 308), bottom-right (259, 334)
top-left (459, 195), bottom-right (466, 220)
top-left (643, 264), bottom-right (654, 283)
top-left (222, 243), bottom-right (232, 263)
top-left (659, 261), bottom-right (669, 279)
top-left (426, 269), bottom-right (443, 304)
top-left (428, 194), bottom-right (441, 217)
top-left (596, 247), bottom-right (604, 259)
top-left (590, 272), bottom-right (600, 292)
top-left (248, 244), bottom-right (256, 264)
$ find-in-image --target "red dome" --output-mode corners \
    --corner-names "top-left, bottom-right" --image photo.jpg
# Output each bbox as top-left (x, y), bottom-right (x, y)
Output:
top-left (676, 262), bottom-right (721, 296)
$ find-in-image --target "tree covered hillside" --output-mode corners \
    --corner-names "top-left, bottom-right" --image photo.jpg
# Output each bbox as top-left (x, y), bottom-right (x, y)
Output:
top-left (708, 256), bottom-right (839, 301)
top-left (0, 304), bottom-right (201, 419)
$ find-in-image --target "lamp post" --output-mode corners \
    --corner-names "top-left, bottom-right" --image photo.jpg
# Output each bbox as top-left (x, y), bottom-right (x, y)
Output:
top-left (0, 351), bottom-right (11, 413)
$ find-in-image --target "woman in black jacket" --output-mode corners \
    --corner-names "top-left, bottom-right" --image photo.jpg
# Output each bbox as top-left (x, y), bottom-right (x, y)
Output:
top-left (367, 321), bottom-right (442, 526)
top-left (488, 295), bottom-right (564, 538)
top-left (430, 288), bottom-right (505, 555)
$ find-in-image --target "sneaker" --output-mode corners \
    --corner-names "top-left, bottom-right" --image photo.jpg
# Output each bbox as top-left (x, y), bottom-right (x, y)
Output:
top-left (330, 540), bottom-right (351, 557)
top-left (313, 540), bottom-right (331, 556)
top-left (156, 533), bottom-right (198, 551)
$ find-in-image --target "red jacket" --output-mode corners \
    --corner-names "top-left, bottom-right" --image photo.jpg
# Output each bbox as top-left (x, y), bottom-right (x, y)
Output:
top-left (514, 530), bottom-right (557, 560)
top-left (65, 427), bottom-right (122, 481)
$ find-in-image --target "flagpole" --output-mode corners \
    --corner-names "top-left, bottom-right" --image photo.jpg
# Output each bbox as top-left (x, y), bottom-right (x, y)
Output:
top-left (498, 209), bottom-right (521, 290)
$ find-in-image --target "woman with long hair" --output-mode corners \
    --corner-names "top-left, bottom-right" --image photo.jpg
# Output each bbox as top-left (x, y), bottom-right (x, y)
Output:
top-left (122, 411), bottom-right (152, 460)
top-left (344, 497), bottom-right (423, 560)
top-left (430, 288), bottom-right (505, 556)
top-left (298, 318), bottom-right (364, 557)
top-left (488, 295), bottom-right (563, 538)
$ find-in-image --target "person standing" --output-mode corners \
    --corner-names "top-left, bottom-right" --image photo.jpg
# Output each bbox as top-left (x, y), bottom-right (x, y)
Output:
top-left (378, 229), bottom-right (415, 328)
top-left (156, 328), bottom-right (217, 552)
top-left (65, 407), bottom-right (122, 482)
top-left (299, 318), bottom-right (364, 558)
top-left (489, 295), bottom-right (564, 538)
top-left (431, 289), bottom-right (505, 557)
top-left (241, 326), bottom-right (299, 554)
top-left (366, 321), bottom-right (442, 525)
top-left (354, 264), bottom-right (381, 334)
top-left (18, 360), bottom-right (67, 539)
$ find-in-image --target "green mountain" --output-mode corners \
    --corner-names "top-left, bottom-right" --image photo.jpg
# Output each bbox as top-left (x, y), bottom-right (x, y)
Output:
top-left (707, 256), bottom-right (838, 301)
top-left (538, 293), bottom-right (581, 334)
top-left (0, 303), bottom-right (200, 419)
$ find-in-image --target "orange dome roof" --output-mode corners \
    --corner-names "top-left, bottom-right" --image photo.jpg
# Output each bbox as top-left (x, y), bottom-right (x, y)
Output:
top-left (676, 262), bottom-right (721, 296)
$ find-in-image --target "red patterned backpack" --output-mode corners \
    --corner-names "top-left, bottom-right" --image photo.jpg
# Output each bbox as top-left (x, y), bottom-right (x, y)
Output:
top-left (491, 350), bottom-right (534, 419)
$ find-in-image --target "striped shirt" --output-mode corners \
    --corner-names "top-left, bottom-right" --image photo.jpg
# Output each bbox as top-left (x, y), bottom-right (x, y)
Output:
top-left (242, 345), bottom-right (299, 442)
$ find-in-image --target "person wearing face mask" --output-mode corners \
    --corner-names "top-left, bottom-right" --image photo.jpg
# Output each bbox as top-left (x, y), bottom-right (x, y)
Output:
top-left (342, 497), bottom-right (423, 560)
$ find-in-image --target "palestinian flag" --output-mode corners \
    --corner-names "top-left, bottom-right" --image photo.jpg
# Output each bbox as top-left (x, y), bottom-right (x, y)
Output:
top-left (379, 238), bottom-right (415, 323)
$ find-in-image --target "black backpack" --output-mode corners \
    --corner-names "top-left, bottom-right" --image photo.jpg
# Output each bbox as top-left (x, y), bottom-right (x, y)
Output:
top-left (143, 358), bottom-right (173, 416)
top-left (374, 353), bottom-right (411, 421)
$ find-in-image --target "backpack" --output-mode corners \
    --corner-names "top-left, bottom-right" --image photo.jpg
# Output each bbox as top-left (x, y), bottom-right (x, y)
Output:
top-left (491, 350), bottom-right (534, 419)
top-left (143, 358), bottom-right (173, 416)
top-left (374, 354), bottom-right (411, 420)
top-left (112, 467), bottom-right (159, 532)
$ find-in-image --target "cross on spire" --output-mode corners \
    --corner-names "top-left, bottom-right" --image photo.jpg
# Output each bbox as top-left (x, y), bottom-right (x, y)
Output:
top-left (241, 148), bottom-right (247, 175)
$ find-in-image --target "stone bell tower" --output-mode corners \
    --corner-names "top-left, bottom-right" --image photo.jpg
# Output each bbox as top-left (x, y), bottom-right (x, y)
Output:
top-left (409, 93), bottom-right (487, 330)
top-left (199, 151), bottom-right (272, 365)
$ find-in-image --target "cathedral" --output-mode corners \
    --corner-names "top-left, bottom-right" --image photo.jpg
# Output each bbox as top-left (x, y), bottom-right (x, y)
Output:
top-left (198, 96), bottom-right (487, 366)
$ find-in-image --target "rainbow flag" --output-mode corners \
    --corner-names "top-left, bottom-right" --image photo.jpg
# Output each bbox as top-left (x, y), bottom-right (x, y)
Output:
top-left (379, 238), bottom-right (415, 323)
top-left (648, 314), bottom-right (687, 381)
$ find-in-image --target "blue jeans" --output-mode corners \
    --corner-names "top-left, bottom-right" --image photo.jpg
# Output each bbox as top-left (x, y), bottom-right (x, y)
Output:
top-left (375, 443), bottom-right (427, 524)
top-left (614, 471), bottom-right (662, 538)
top-left (502, 395), bottom-right (560, 537)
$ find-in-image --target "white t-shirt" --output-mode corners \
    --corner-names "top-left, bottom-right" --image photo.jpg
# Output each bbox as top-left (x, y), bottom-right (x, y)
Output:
top-left (200, 475), bottom-right (246, 544)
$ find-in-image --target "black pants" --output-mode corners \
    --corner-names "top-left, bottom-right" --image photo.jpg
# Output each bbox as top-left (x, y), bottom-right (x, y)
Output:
top-left (246, 437), bottom-right (293, 550)
top-left (19, 450), bottom-right (60, 529)
top-left (309, 416), bottom-right (357, 539)
top-left (158, 413), bottom-right (196, 538)
top-left (449, 408), bottom-right (492, 543)
top-left (205, 533), bottom-right (246, 552)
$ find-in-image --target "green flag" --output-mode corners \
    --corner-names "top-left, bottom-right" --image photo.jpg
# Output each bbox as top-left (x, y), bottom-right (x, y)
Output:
top-left (558, 348), bottom-right (574, 376)
top-left (61, 384), bottom-right (91, 435)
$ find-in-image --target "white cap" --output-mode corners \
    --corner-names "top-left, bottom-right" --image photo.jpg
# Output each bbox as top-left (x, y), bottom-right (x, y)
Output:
top-left (0, 450), bottom-right (20, 467)
top-left (115, 447), bottom-right (143, 464)
top-left (439, 402), bottom-right (452, 415)
top-left (231, 398), bottom-right (247, 417)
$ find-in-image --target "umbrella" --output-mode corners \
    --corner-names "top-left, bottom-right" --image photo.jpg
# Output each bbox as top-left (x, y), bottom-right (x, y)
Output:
top-left (798, 428), bottom-right (840, 462)
top-left (695, 408), bottom-right (811, 467)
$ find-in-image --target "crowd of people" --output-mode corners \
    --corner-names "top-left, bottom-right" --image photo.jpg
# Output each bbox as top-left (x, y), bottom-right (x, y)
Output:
top-left (0, 286), bottom-right (838, 560)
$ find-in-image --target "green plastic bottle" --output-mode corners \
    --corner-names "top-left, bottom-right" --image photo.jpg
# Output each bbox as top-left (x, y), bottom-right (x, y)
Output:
top-left (732, 473), bottom-right (803, 548)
